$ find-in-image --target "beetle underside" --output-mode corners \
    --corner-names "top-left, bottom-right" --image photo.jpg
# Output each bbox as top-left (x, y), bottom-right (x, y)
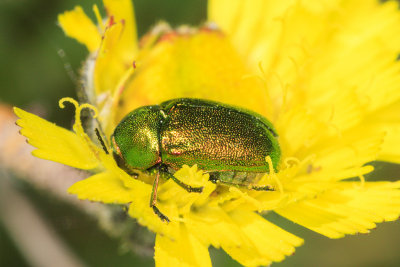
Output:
top-left (144, 163), bottom-right (274, 222)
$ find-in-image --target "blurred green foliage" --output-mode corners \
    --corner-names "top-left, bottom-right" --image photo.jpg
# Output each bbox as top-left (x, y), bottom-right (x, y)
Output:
top-left (1, 1), bottom-right (400, 267)
top-left (0, 220), bottom-right (29, 267)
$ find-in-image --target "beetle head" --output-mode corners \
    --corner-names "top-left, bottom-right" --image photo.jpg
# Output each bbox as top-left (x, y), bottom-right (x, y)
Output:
top-left (110, 105), bottom-right (162, 171)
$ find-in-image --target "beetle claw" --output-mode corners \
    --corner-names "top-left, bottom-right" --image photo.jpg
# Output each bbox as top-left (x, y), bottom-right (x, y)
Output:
top-left (152, 205), bottom-right (170, 223)
top-left (251, 185), bottom-right (274, 191)
top-left (189, 186), bottom-right (204, 193)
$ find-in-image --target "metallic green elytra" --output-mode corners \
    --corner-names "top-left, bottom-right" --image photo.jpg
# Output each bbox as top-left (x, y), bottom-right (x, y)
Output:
top-left (110, 98), bottom-right (281, 222)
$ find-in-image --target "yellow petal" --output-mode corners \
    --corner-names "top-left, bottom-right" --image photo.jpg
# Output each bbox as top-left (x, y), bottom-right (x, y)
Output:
top-left (230, 210), bottom-right (303, 263)
top-left (154, 227), bottom-right (211, 267)
top-left (276, 106), bottom-right (327, 156)
top-left (103, 0), bottom-right (138, 58)
top-left (276, 181), bottom-right (400, 238)
top-left (311, 128), bottom-right (384, 171)
top-left (186, 208), bottom-right (269, 267)
top-left (93, 0), bottom-right (138, 97)
top-left (361, 100), bottom-right (400, 164)
top-left (92, 154), bottom-right (183, 238)
top-left (186, 207), bottom-right (247, 248)
top-left (14, 107), bottom-right (98, 170)
top-left (208, 0), bottom-right (330, 82)
top-left (94, 21), bottom-right (129, 95)
top-left (58, 6), bottom-right (101, 52)
top-left (209, 0), bottom-right (400, 131)
top-left (301, 1), bottom-right (400, 112)
top-left (127, 189), bottom-right (181, 239)
top-left (377, 123), bottom-right (400, 163)
top-left (68, 171), bottom-right (140, 204)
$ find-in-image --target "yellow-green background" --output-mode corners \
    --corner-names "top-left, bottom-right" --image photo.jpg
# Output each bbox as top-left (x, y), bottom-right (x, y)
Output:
top-left (1, 0), bottom-right (400, 266)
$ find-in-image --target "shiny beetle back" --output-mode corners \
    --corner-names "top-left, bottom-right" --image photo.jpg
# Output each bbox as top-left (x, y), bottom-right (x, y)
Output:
top-left (159, 98), bottom-right (280, 173)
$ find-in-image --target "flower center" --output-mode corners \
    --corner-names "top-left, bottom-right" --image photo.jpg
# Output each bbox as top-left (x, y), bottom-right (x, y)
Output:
top-left (115, 23), bottom-right (274, 123)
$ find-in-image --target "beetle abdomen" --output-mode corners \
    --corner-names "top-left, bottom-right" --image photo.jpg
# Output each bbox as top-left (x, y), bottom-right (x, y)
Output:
top-left (159, 98), bottom-right (280, 173)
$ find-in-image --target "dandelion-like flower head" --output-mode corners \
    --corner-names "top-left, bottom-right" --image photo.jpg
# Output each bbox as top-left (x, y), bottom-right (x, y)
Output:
top-left (15, 0), bottom-right (400, 266)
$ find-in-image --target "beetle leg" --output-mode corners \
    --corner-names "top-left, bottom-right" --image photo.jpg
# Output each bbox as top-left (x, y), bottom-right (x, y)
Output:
top-left (159, 165), bottom-right (203, 193)
top-left (209, 172), bottom-right (274, 191)
top-left (150, 167), bottom-right (170, 223)
top-left (247, 185), bottom-right (274, 191)
top-left (165, 172), bottom-right (204, 193)
top-left (221, 180), bottom-right (274, 191)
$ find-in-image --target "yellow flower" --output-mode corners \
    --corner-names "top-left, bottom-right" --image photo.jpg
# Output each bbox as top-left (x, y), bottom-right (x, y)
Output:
top-left (15, 0), bottom-right (400, 266)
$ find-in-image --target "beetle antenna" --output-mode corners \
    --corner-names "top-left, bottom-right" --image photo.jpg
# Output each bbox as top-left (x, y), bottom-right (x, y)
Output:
top-left (95, 127), bottom-right (109, 154)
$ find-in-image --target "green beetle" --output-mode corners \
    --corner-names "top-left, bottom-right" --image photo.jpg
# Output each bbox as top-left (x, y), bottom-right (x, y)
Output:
top-left (109, 98), bottom-right (280, 222)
